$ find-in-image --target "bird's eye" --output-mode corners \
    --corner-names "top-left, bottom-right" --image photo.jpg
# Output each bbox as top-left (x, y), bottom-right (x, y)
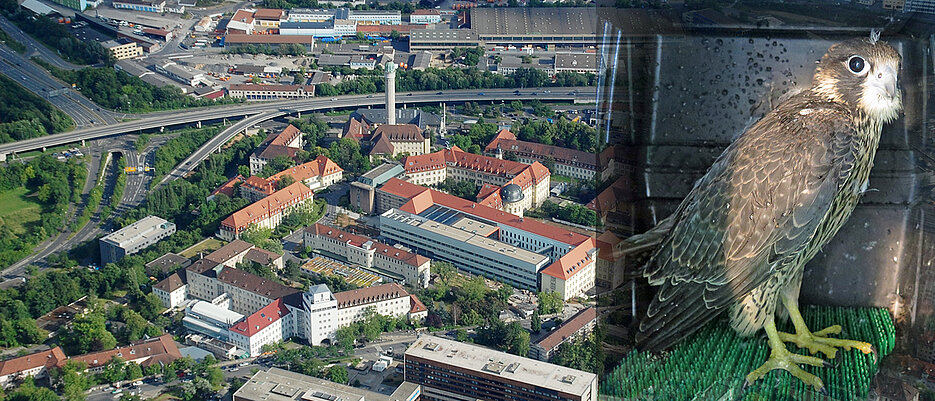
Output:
top-left (847, 56), bottom-right (867, 74)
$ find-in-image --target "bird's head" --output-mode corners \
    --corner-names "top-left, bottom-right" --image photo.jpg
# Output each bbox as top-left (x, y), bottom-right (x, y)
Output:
top-left (811, 35), bottom-right (902, 123)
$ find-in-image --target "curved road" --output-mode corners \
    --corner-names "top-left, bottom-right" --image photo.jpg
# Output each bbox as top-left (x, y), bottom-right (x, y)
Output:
top-left (0, 87), bottom-right (596, 160)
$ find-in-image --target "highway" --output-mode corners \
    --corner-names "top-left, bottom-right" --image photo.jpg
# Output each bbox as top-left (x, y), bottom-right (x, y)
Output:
top-left (0, 44), bottom-right (116, 128)
top-left (0, 15), bottom-right (80, 71)
top-left (0, 87), bottom-right (596, 160)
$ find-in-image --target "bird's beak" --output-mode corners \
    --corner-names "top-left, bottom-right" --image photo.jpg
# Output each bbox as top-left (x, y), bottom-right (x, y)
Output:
top-left (872, 65), bottom-right (898, 99)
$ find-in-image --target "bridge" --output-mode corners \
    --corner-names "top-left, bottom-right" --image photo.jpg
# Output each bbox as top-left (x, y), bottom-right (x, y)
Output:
top-left (0, 87), bottom-right (595, 161)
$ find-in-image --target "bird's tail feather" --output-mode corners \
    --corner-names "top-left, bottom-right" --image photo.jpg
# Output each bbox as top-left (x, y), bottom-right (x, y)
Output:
top-left (610, 215), bottom-right (676, 285)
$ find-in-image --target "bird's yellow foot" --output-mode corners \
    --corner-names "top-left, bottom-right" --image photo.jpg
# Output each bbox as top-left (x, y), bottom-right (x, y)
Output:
top-left (778, 325), bottom-right (875, 359)
top-left (745, 347), bottom-right (828, 392)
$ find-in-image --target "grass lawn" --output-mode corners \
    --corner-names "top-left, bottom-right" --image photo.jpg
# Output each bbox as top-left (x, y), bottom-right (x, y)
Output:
top-left (179, 237), bottom-right (224, 258)
top-left (0, 187), bottom-right (41, 235)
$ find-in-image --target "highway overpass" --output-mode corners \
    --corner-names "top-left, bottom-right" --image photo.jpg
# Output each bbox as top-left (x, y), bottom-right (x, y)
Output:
top-left (0, 87), bottom-right (596, 161)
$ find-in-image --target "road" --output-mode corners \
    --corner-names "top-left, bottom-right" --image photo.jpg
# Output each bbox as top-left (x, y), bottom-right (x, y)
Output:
top-left (0, 87), bottom-right (596, 160)
top-left (0, 15), bottom-right (80, 71)
top-left (0, 44), bottom-right (116, 128)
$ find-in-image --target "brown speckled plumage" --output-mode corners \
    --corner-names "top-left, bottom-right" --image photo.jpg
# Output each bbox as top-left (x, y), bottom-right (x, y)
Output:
top-left (636, 37), bottom-right (902, 352)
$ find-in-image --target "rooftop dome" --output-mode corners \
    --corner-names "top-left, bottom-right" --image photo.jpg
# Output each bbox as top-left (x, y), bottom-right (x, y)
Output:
top-left (501, 184), bottom-right (525, 203)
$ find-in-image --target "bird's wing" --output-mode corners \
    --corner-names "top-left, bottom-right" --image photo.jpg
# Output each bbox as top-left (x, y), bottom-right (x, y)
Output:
top-left (638, 102), bottom-right (859, 351)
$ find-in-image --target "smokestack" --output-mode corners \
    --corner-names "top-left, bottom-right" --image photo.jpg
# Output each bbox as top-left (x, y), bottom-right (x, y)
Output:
top-left (384, 62), bottom-right (396, 125)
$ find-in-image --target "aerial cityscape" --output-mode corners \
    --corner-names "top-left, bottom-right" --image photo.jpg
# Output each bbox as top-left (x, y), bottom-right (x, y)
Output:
top-left (0, 0), bottom-right (931, 399)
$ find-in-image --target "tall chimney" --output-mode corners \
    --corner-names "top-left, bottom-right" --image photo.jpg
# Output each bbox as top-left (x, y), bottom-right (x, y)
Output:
top-left (384, 62), bottom-right (397, 125)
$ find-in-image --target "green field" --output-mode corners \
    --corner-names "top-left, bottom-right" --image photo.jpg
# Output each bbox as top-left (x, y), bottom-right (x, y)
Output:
top-left (0, 187), bottom-right (42, 235)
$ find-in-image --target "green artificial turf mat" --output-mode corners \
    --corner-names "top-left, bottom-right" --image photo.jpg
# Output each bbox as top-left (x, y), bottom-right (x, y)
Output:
top-left (600, 306), bottom-right (895, 401)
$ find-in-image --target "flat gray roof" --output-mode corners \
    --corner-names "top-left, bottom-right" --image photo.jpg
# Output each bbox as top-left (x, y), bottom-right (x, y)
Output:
top-left (101, 216), bottom-right (174, 248)
top-left (554, 53), bottom-right (597, 70)
top-left (470, 7), bottom-right (597, 37)
top-left (409, 215), bottom-right (548, 265)
top-left (410, 29), bottom-right (478, 42)
top-left (406, 336), bottom-right (596, 396)
top-left (233, 368), bottom-right (420, 401)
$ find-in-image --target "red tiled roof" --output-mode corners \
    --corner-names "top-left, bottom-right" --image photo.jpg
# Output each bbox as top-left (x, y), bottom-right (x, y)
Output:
top-left (411, 9), bottom-right (440, 15)
top-left (253, 8), bottom-right (283, 20)
top-left (596, 230), bottom-right (621, 262)
top-left (381, 178), bottom-right (589, 246)
top-left (217, 267), bottom-right (300, 300)
top-left (0, 347), bottom-right (66, 376)
top-left (586, 176), bottom-right (630, 214)
top-left (270, 125), bottom-right (300, 147)
top-left (484, 129), bottom-right (516, 152)
top-left (243, 175), bottom-right (276, 196)
top-left (343, 117), bottom-right (370, 141)
top-left (333, 283), bottom-right (409, 309)
top-left (245, 247), bottom-right (282, 266)
top-left (205, 240), bottom-right (254, 265)
top-left (153, 271), bottom-right (187, 293)
top-left (211, 175), bottom-right (245, 198)
top-left (314, 155), bottom-right (342, 176)
top-left (370, 134), bottom-right (395, 156)
top-left (231, 9), bottom-right (255, 24)
top-left (539, 239), bottom-right (595, 280)
top-left (534, 307), bottom-right (597, 351)
top-left (203, 90), bottom-right (226, 100)
top-left (221, 182), bottom-right (313, 232)
top-left (69, 335), bottom-right (180, 369)
top-left (306, 223), bottom-right (429, 266)
top-left (409, 295), bottom-right (427, 314)
top-left (229, 299), bottom-right (290, 337)
top-left (485, 129), bottom-right (597, 169)
top-left (268, 156), bottom-right (342, 185)
top-left (372, 124), bottom-right (423, 142)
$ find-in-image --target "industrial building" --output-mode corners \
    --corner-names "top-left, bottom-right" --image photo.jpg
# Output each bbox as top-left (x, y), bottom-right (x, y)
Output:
top-left (183, 301), bottom-right (245, 342)
top-left (233, 368), bottom-right (422, 401)
top-left (154, 62), bottom-right (207, 87)
top-left (377, 179), bottom-right (596, 299)
top-left (99, 216), bottom-right (176, 265)
top-left (469, 8), bottom-right (597, 49)
top-left (404, 336), bottom-right (598, 401)
top-left (228, 84), bottom-right (316, 101)
top-left (410, 9), bottom-right (442, 24)
top-left (304, 223), bottom-right (431, 287)
top-left (408, 30), bottom-right (481, 51)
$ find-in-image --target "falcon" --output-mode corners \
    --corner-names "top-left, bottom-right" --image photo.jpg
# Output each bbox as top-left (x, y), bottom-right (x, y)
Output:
top-left (633, 33), bottom-right (902, 391)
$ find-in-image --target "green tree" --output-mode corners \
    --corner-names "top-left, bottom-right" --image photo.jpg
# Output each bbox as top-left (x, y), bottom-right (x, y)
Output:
top-left (537, 291), bottom-right (563, 315)
top-left (531, 310), bottom-right (542, 333)
top-left (6, 377), bottom-right (59, 401)
top-left (455, 328), bottom-right (468, 342)
top-left (63, 312), bottom-right (116, 354)
top-left (206, 366), bottom-right (225, 387)
top-left (136, 293), bottom-right (164, 321)
top-left (328, 365), bottom-right (348, 384)
top-left (125, 363), bottom-right (143, 380)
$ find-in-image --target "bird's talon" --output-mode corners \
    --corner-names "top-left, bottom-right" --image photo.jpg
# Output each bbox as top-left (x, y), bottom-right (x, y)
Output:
top-left (819, 385), bottom-right (829, 396)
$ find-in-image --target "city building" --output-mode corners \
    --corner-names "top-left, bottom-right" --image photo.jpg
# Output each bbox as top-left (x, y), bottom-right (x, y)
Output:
top-left (353, 107), bottom-right (443, 133)
top-left (404, 336), bottom-right (598, 401)
top-left (240, 156), bottom-right (341, 202)
top-left (279, 21), bottom-right (337, 37)
top-left (229, 299), bottom-right (292, 356)
top-left (153, 270), bottom-right (188, 308)
top-left (883, 0), bottom-right (905, 10)
top-left (348, 9), bottom-right (400, 24)
top-left (594, 231), bottom-right (622, 289)
top-left (369, 124), bottom-right (430, 159)
top-left (183, 301), bottom-right (245, 342)
top-left (486, 129), bottom-right (598, 181)
top-left (553, 53), bottom-right (599, 75)
top-left (113, 0), bottom-right (166, 13)
top-left (233, 368), bottom-right (422, 401)
top-left (906, 0), bottom-right (934, 14)
top-left (228, 84), bottom-right (316, 101)
top-left (0, 347), bottom-right (67, 388)
top-left (204, 239), bottom-right (285, 270)
top-left (378, 179), bottom-right (596, 299)
top-left (145, 252), bottom-right (191, 274)
top-left (410, 9), bottom-right (442, 24)
top-left (227, 9), bottom-right (256, 34)
top-left (217, 182), bottom-right (314, 241)
top-left (349, 163), bottom-right (405, 214)
top-left (249, 125), bottom-right (305, 175)
top-left (304, 223), bottom-right (431, 287)
top-left (333, 283), bottom-right (416, 327)
top-left (398, 147), bottom-right (551, 216)
top-left (102, 38), bottom-right (142, 60)
top-left (142, 28), bottom-right (173, 41)
top-left (529, 307), bottom-right (598, 361)
top-left (69, 335), bottom-right (182, 373)
top-left (99, 216), bottom-right (176, 265)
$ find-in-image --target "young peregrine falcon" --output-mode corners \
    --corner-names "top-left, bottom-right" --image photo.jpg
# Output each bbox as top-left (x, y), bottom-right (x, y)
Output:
top-left (635, 34), bottom-right (902, 391)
